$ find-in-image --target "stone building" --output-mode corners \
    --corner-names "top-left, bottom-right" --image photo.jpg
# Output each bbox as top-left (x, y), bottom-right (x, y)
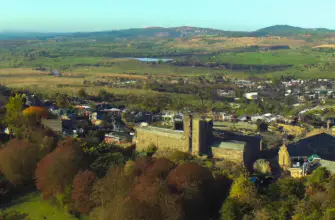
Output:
top-left (278, 132), bottom-right (335, 178)
top-left (134, 115), bottom-right (262, 169)
top-left (211, 139), bottom-right (262, 169)
top-left (134, 115), bottom-right (213, 156)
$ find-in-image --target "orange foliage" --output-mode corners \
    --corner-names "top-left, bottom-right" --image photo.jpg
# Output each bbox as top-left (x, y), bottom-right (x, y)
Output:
top-left (23, 106), bottom-right (49, 118)
top-left (35, 138), bottom-right (83, 199)
top-left (72, 170), bottom-right (96, 214)
top-left (147, 158), bottom-right (176, 179)
top-left (167, 162), bottom-right (213, 192)
top-left (0, 139), bottom-right (37, 186)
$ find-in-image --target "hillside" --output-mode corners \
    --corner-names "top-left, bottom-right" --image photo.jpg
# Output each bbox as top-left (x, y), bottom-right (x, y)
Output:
top-left (253, 25), bottom-right (335, 36)
top-left (2, 25), bottom-right (334, 40)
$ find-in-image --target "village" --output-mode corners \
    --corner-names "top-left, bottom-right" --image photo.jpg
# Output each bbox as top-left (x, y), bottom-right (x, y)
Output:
top-left (3, 75), bottom-right (333, 181)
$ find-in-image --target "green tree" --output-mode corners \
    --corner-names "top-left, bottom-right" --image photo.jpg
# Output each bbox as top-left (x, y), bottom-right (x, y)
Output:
top-left (78, 89), bottom-right (88, 99)
top-left (4, 94), bottom-right (24, 136)
top-left (56, 94), bottom-right (70, 108)
top-left (229, 174), bottom-right (256, 204)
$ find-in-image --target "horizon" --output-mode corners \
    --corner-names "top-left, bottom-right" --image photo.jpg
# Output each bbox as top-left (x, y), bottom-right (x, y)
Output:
top-left (1, 24), bottom-right (334, 34)
top-left (1, 0), bottom-right (335, 32)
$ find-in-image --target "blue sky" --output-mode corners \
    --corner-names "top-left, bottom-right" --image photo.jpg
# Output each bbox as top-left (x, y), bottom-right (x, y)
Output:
top-left (0, 0), bottom-right (333, 32)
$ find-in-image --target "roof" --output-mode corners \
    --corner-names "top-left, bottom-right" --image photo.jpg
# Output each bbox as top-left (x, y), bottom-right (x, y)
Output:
top-left (286, 133), bottom-right (335, 160)
top-left (135, 126), bottom-right (184, 138)
top-left (211, 140), bottom-right (246, 151)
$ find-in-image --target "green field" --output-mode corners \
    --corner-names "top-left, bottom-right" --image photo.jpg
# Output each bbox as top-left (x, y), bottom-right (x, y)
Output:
top-left (2, 193), bottom-right (79, 220)
top-left (212, 49), bottom-right (329, 65)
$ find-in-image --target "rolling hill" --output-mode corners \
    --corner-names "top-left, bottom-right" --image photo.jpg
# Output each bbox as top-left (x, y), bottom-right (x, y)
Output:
top-left (0, 25), bottom-right (334, 40)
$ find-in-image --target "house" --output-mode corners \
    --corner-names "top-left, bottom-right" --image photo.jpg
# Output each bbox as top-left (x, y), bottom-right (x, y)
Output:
top-left (278, 133), bottom-right (335, 177)
top-left (41, 119), bottom-right (62, 133)
top-left (104, 132), bottom-right (132, 144)
top-left (51, 69), bottom-right (61, 76)
top-left (243, 92), bottom-right (259, 100)
top-left (217, 89), bottom-right (236, 98)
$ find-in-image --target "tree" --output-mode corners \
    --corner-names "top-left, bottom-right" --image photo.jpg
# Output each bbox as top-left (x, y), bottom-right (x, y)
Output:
top-left (191, 85), bottom-right (212, 113)
top-left (98, 89), bottom-right (114, 102)
top-left (140, 94), bottom-right (172, 113)
top-left (4, 94), bottom-right (24, 136)
top-left (77, 89), bottom-right (88, 99)
top-left (55, 93), bottom-right (70, 108)
top-left (72, 170), bottom-right (97, 215)
top-left (35, 138), bottom-right (84, 199)
top-left (229, 174), bottom-right (257, 204)
top-left (0, 139), bottom-right (37, 186)
top-left (147, 158), bottom-right (176, 179)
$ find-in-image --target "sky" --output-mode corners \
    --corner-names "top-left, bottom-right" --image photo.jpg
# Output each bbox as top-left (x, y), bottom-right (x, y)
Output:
top-left (0, 0), bottom-right (334, 32)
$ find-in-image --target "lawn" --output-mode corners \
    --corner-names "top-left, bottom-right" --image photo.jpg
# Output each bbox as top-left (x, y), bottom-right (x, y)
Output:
top-left (2, 193), bottom-right (79, 220)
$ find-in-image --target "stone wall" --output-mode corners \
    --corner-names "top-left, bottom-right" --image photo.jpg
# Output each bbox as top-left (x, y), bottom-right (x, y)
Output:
top-left (134, 117), bottom-right (213, 155)
top-left (211, 147), bottom-right (244, 163)
top-left (135, 127), bottom-right (188, 152)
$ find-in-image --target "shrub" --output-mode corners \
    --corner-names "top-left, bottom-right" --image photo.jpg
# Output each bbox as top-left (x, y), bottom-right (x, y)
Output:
top-left (168, 151), bottom-right (193, 163)
top-left (253, 159), bottom-right (272, 175)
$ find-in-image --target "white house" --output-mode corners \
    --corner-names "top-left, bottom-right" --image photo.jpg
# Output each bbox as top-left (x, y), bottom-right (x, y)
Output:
top-left (243, 92), bottom-right (259, 100)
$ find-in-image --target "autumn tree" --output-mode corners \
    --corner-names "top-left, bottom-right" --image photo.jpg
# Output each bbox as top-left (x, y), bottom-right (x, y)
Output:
top-left (35, 138), bottom-right (84, 199)
top-left (0, 139), bottom-right (37, 186)
top-left (167, 162), bottom-right (214, 219)
top-left (72, 170), bottom-right (97, 215)
top-left (22, 106), bottom-right (49, 122)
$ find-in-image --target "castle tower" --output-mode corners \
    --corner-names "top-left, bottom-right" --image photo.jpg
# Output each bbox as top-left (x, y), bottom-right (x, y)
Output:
top-left (191, 117), bottom-right (213, 156)
top-left (183, 115), bottom-right (192, 153)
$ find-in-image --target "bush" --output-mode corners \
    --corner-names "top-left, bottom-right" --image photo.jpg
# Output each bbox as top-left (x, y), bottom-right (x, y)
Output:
top-left (253, 159), bottom-right (272, 175)
top-left (168, 151), bottom-right (193, 163)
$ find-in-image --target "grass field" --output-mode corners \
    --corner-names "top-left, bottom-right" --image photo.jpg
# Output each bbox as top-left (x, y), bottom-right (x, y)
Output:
top-left (213, 49), bottom-right (331, 65)
top-left (2, 193), bottom-right (79, 220)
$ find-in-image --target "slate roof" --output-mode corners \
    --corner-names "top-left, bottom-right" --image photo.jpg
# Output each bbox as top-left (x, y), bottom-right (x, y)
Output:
top-left (211, 140), bottom-right (246, 151)
top-left (287, 133), bottom-right (335, 160)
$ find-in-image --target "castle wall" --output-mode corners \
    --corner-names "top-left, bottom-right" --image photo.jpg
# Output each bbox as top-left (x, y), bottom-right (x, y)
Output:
top-left (243, 143), bottom-right (261, 170)
top-left (135, 117), bottom-right (213, 155)
top-left (135, 127), bottom-right (188, 152)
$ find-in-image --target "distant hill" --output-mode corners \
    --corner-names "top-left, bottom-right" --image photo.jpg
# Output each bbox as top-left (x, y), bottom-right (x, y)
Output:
top-left (253, 25), bottom-right (335, 36)
top-left (0, 25), bottom-right (334, 40)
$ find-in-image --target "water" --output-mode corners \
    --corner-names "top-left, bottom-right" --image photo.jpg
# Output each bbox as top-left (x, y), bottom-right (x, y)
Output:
top-left (132, 57), bottom-right (173, 62)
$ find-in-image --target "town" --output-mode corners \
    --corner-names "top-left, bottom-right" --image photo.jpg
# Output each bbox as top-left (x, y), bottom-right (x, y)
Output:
top-left (2, 21), bottom-right (335, 219)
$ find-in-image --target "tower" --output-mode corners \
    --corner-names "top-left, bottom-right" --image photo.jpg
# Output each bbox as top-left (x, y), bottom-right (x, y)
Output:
top-left (191, 117), bottom-right (213, 156)
top-left (183, 115), bottom-right (192, 153)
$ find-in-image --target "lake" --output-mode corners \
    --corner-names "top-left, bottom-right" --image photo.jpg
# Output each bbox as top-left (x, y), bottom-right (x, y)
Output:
top-left (131, 58), bottom-right (174, 62)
